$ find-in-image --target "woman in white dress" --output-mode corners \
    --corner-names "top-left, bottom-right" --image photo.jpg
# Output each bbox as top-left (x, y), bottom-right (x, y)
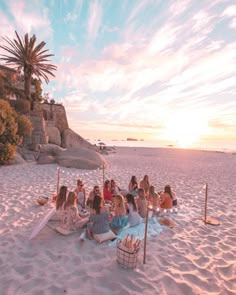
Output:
top-left (74, 179), bottom-right (86, 210)
top-left (126, 193), bottom-right (142, 227)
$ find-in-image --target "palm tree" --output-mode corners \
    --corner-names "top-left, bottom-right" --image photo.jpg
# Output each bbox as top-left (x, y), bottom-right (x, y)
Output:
top-left (0, 31), bottom-right (56, 101)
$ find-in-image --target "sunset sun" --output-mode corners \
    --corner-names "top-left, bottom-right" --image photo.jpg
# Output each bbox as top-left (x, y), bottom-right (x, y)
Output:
top-left (164, 112), bottom-right (209, 148)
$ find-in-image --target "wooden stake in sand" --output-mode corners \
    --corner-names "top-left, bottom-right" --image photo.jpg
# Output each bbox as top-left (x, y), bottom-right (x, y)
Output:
top-left (102, 163), bottom-right (105, 186)
top-left (143, 203), bottom-right (152, 264)
top-left (204, 183), bottom-right (208, 224)
top-left (202, 183), bottom-right (220, 226)
top-left (57, 167), bottom-right (61, 196)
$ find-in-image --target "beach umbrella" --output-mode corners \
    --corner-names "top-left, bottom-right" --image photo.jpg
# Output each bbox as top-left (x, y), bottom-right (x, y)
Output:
top-left (29, 207), bottom-right (56, 240)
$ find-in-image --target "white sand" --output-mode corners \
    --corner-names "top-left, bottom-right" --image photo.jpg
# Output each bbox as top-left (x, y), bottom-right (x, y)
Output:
top-left (0, 147), bottom-right (236, 295)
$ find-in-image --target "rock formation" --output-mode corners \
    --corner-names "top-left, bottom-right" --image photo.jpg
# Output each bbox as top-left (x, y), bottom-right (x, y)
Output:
top-left (17, 102), bottom-right (106, 170)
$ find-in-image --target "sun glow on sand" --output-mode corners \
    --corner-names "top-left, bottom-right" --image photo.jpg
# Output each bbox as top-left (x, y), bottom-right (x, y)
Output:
top-left (164, 112), bottom-right (209, 148)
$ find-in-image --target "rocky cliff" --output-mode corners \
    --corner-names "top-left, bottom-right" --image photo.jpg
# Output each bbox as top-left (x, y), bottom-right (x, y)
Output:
top-left (17, 101), bottom-right (105, 169)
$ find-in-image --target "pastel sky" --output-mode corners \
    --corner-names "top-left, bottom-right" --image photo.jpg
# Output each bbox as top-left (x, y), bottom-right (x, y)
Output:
top-left (0, 0), bottom-right (236, 150)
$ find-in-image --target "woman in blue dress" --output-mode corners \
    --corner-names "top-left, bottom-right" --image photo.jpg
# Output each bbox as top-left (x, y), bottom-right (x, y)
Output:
top-left (110, 194), bottom-right (128, 231)
top-left (87, 195), bottom-right (110, 239)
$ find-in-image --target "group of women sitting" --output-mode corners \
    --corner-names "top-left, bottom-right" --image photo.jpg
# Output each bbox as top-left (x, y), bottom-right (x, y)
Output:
top-left (53, 175), bottom-right (177, 240)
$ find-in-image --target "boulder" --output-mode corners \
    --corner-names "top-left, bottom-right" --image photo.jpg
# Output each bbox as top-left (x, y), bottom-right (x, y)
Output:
top-left (61, 128), bottom-right (96, 150)
top-left (22, 153), bottom-right (37, 161)
top-left (10, 153), bottom-right (25, 165)
top-left (46, 126), bottom-right (61, 146)
top-left (39, 144), bottom-right (65, 157)
top-left (56, 147), bottom-right (107, 170)
top-left (37, 155), bottom-right (56, 164)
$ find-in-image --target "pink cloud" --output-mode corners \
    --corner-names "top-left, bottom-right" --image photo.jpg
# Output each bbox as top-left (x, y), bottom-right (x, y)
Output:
top-left (222, 5), bottom-right (236, 17)
top-left (229, 18), bottom-right (236, 29)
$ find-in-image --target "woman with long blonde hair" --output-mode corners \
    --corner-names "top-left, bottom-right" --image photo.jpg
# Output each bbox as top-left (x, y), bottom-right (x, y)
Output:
top-left (56, 186), bottom-right (67, 210)
top-left (110, 194), bottom-right (128, 231)
top-left (63, 191), bottom-right (89, 231)
top-left (55, 186), bottom-right (67, 223)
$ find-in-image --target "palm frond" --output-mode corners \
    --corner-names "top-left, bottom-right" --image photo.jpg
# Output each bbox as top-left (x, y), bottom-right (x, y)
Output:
top-left (0, 31), bottom-right (57, 93)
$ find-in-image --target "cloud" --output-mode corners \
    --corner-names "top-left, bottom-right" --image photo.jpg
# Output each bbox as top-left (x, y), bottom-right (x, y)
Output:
top-left (55, 11), bottom-right (236, 135)
top-left (1, 0), bottom-right (53, 44)
top-left (169, 0), bottom-right (190, 17)
top-left (87, 0), bottom-right (102, 40)
top-left (101, 26), bottom-right (119, 33)
top-left (229, 18), bottom-right (236, 29)
top-left (2, 0), bottom-right (234, 146)
top-left (6, 0), bottom-right (51, 33)
top-left (127, 0), bottom-right (151, 23)
top-left (222, 5), bottom-right (236, 17)
top-left (69, 32), bottom-right (76, 42)
top-left (64, 12), bottom-right (77, 23)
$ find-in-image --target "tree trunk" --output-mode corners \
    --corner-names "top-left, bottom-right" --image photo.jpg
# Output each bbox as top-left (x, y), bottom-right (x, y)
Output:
top-left (24, 68), bottom-right (32, 101)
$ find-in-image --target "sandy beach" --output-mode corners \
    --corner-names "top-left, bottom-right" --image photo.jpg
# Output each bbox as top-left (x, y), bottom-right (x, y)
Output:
top-left (0, 147), bottom-right (236, 295)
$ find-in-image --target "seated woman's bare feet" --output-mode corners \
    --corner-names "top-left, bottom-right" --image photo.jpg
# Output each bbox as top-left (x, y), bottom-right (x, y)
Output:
top-left (86, 228), bottom-right (93, 240)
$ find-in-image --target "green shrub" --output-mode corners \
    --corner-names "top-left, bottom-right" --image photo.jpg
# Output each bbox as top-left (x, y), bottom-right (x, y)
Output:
top-left (14, 99), bottom-right (31, 114)
top-left (0, 143), bottom-right (16, 165)
top-left (0, 99), bottom-right (21, 164)
top-left (16, 115), bottom-right (32, 137)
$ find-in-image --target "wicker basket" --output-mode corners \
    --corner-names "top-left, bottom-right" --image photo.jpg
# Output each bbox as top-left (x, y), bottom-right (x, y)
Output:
top-left (37, 197), bottom-right (49, 206)
top-left (116, 240), bottom-right (140, 269)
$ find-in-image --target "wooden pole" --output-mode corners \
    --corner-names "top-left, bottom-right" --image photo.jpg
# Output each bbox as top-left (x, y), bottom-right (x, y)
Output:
top-left (143, 203), bottom-right (150, 264)
top-left (204, 183), bottom-right (208, 224)
top-left (57, 167), bottom-right (60, 196)
top-left (102, 163), bottom-right (105, 187)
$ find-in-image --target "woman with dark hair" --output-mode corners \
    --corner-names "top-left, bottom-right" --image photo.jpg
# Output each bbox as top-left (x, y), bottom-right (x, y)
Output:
top-left (126, 193), bottom-right (142, 227)
top-left (86, 195), bottom-right (110, 239)
top-left (128, 176), bottom-right (139, 197)
top-left (103, 179), bottom-right (113, 202)
top-left (160, 185), bottom-right (175, 209)
top-left (86, 186), bottom-right (101, 208)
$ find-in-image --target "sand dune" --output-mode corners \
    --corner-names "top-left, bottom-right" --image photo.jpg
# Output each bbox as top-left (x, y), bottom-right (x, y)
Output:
top-left (0, 147), bottom-right (236, 295)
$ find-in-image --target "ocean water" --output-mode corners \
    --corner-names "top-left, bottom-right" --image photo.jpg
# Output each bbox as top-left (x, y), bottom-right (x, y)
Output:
top-left (90, 139), bottom-right (236, 153)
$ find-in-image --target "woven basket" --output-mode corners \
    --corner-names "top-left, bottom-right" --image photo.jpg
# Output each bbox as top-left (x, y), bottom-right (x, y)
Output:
top-left (37, 198), bottom-right (49, 206)
top-left (116, 240), bottom-right (140, 269)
